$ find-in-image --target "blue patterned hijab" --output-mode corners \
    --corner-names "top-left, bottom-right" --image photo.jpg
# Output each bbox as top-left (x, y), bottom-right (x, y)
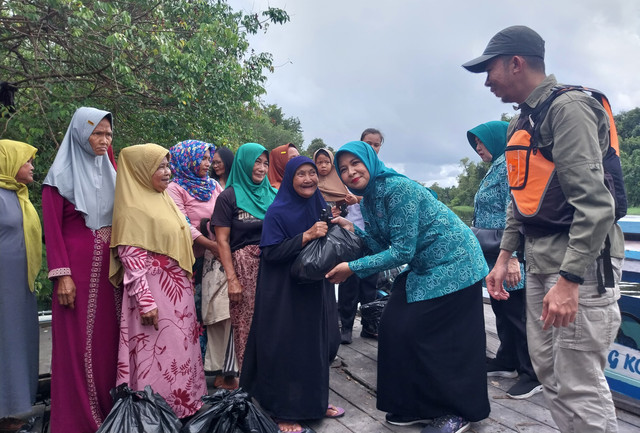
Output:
top-left (260, 156), bottom-right (328, 247)
top-left (334, 141), bottom-right (405, 197)
top-left (169, 140), bottom-right (218, 201)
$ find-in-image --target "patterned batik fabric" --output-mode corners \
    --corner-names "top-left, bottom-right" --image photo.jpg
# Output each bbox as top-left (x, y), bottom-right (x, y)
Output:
top-left (229, 244), bottom-right (261, 370)
top-left (169, 140), bottom-right (217, 201)
top-left (116, 246), bottom-right (206, 418)
top-left (473, 155), bottom-right (524, 291)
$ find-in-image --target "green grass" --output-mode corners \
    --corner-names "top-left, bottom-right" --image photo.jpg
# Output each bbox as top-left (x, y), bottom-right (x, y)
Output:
top-left (451, 205), bottom-right (474, 226)
top-left (627, 207), bottom-right (640, 215)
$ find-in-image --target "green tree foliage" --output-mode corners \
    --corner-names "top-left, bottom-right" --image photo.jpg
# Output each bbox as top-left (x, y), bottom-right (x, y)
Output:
top-left (427, 182), bottom-right (453, 204)
top-left (1, 0), bottom-right (289, 308)
top-left (240, 104), bottom-right (303, 151)
top-left (264, 104), bottom-right (302, 134)
top-left (432, 157), bottom-right (488, 207)
top-left (616, 108), bottom-right (640, 206)
top-left (304, 137), bottom-right (333, 157)
top-left (1, 0), bottom-right (289, 162)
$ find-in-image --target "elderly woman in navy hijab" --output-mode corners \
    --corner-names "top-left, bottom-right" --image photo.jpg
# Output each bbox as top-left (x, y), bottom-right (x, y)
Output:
top-left (241, 156), bottom-right (343, 433)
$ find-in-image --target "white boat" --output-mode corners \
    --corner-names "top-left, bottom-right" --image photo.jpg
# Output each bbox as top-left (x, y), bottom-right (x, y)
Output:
top-left (606, 215), bottom-right (640, 413)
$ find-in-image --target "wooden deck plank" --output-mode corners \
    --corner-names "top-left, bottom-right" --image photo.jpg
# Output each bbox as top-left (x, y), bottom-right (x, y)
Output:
top-left (303, 303), bottom-right (640, 433)
top-left (34, 302), bottom-right (640, 432)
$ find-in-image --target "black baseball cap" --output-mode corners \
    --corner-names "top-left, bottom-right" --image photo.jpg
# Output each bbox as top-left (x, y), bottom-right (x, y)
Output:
top-left (462, 25), bottom-right (545, 73)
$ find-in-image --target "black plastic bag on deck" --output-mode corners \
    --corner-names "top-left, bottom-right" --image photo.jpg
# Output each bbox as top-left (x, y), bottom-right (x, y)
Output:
top-left (243, 401), bottom-right (281, 433)
top-left (96, 384), bottom-right (182, 433)
top-left (290, 224), bottom-right (363, 283)
top-left (181, 388), bottom-right (279, 433)
top-left (359, 295), bottom-right (390, 337)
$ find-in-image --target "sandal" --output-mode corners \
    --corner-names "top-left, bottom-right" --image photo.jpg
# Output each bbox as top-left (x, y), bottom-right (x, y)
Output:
top-left (325, 404), bottom-right (345, 418)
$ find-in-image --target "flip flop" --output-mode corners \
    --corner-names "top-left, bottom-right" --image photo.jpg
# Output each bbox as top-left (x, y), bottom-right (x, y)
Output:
top-left (325, 404), bottom-right (345, 418)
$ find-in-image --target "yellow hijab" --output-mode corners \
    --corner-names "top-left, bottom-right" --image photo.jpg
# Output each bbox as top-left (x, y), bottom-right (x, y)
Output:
top-left (109, 143), bottom-right (195, 287)
top-left (0, 139), bottom-right (42, 292)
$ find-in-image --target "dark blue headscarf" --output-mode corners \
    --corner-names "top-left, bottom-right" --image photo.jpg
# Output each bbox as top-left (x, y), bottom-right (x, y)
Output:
top-left (334, 141), bottom-right (405, 197)
top-left (260, 156), bottom-right (328, 247)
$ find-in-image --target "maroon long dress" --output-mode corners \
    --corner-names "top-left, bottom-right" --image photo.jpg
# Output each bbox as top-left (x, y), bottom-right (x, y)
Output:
top-left (42, 185), bottom-right (122, 433)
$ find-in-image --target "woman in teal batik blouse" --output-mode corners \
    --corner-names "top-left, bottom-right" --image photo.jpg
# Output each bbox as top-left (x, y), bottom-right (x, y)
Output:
top-left (327, 141), bottom-right (490, 433)
top-left (468, 121), bottom-right (541, 400)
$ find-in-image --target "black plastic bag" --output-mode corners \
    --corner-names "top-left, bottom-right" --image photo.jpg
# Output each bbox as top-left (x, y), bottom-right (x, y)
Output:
top-left (97, 384), bottom-right (182, 433)
top-left (359, 295), bottom-right (389, 337)
top-left (243, 401), bottom-right (281, 433)
top-left (181, 388), bottom-right (279, 433)
top-left (375, 266), bottom-right (403, 294)
top-left (291, 224), bottom-right (363, 283)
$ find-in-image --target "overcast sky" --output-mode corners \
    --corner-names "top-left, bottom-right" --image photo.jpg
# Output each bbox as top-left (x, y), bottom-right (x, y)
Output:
top-left (230, 0), bottom-right (640, 187)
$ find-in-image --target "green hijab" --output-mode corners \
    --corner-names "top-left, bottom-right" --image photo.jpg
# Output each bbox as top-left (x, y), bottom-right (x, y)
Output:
top-left (466, 120), bottom-right (509, 160)
top-left (226, 143), bottom-right (277, 219)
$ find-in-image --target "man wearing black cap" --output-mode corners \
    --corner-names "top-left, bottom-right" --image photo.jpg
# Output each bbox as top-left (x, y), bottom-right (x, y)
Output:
top-left (463, 26), bottom-right (623, 433)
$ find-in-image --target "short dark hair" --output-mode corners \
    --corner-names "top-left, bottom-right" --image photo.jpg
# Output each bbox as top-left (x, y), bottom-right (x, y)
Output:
top-left (500, 54), bottom-right (545, 74)
top-left (360, 128), bottom-right (384, 143)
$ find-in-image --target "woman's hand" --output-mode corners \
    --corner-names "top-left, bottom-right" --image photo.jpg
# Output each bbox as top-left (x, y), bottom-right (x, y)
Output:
top-left (486, 250), bottom-right (511, 301)
top-left (195, 235), bottom-right (219, 258)
top-left (302, 221), bottom-right (328, 245)
top-left (331, 206), bottom-right (341, 218)
top-left (228, 277), bottom-right (243, 303)
top-left (506, 257), bottom-right (522, 288)
top-left (57, 275), bottom-right (77, 309)
top-left (141, 308), bottom-right (159, 330)
top-left (330, 217), bottom-right (354, 232)
top-left (207, 241), bottom-right (219, 258)
top-left (345, 193), bottom-right (358, 205)
top-left (326, 262), bottom-right (353, 284)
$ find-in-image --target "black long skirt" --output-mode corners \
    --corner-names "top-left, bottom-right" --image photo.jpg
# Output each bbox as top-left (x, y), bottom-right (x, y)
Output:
top-left (240, 235), bottom-right (340, 421)
top-left (376, 274), bottom-right (490, 422)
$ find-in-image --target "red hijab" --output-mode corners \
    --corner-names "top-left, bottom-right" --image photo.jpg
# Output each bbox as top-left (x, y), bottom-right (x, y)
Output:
top-left (268, 143), bottom-right (298, 189)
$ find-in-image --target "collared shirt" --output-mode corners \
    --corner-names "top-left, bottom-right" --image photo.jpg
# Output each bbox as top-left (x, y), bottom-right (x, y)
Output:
top-left (501, 75), bottom-right (624, 277)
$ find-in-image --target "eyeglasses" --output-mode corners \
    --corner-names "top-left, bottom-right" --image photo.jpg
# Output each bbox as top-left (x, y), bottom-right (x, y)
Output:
top-left (211, 161), bottom-right (223, 166)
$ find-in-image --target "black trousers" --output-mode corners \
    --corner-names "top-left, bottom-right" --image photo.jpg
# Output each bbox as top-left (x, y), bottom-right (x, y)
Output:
top-left (490, 289), bottom-right (537, 379)
top-left (338, 273), bottom-right (378, 331)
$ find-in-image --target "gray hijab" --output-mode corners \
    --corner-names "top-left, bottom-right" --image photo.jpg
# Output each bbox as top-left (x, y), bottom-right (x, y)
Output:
top-left (43, 107), bottom-right (117, 230)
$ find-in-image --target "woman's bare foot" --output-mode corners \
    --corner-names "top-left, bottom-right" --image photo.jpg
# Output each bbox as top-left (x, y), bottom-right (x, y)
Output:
top-left (213, 375), bottom-right (239, 390)
top-left (276, 420), bottom-right (303, 432)
top-left (325, 404), bottom-right (345, 418)
top-left (213, 375), bottom-right (225, 388)
top-left (223, 375), bottom-right (239, 389)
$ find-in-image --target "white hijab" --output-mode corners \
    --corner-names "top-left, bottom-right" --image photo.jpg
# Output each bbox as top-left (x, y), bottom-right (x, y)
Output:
top-left (43, 107), bottom-right (117, 230)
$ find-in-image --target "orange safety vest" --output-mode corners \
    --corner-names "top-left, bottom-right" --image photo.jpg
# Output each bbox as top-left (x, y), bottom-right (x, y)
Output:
top-left (505, 125), bottom-right (574, 237)
top-left (505, 85), bottom-right (626, 237)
